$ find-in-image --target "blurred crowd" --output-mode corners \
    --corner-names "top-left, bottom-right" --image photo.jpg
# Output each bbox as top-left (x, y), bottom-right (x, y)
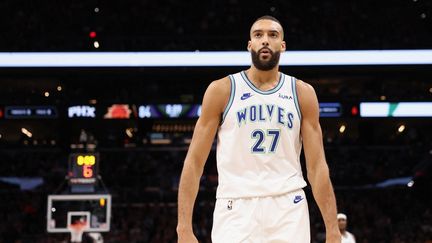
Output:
top-left (0, 146), bottom-right (431, 242)
top-left (1, 0), bottom-right (431, 51)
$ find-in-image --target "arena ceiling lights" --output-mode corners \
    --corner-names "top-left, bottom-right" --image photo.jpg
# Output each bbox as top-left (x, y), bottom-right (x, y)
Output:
top-left (1, 50), bottom-right (432, 67)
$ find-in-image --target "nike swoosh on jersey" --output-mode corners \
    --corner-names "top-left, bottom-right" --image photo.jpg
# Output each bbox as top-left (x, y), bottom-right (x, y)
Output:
top-left (240, 93), bottom-right (253, 100)
top-left (293, 195), bottom-right (304, 204)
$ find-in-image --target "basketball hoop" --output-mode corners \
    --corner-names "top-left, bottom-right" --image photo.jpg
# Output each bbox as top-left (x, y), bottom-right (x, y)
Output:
top-left (68, 220), bottom-right (88, 243)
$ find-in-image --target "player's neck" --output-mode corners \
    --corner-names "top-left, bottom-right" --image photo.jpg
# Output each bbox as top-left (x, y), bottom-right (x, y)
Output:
top-left (246, 66), bottom-right (280, 86)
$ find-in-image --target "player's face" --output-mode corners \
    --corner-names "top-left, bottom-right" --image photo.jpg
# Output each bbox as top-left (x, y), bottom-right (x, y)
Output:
top-left (338, 219), bottom-right (347, 231)
top-left (248, 19), bottom-right (286, 71)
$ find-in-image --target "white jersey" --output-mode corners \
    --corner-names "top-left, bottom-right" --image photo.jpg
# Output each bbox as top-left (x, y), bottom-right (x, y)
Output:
top-left (342, 231), bottom-right (356, 243)
top-left (216, 71), bottom-right (307, 199)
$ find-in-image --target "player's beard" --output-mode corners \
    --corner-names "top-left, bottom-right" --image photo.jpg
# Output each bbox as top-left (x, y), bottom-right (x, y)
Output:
top-left (251, 48), bottom-right (280, 71)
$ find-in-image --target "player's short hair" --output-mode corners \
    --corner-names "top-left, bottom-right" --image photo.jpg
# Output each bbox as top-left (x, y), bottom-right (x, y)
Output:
top-left (251, 15), bottom-right (284, 40)
top-left (254, 15), bottom-right (282, 25)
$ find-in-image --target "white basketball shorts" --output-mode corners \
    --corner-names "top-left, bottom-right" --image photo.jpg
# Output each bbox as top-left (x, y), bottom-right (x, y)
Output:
top-left (212, 188), bottom-right (310, 243)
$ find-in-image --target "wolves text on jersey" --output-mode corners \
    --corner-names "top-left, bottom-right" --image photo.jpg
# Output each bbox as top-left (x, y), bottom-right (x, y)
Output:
top-left (236, 104), bottom-right (294, 129)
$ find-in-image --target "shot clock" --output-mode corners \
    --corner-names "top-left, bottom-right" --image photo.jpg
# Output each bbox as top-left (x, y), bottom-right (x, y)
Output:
top-left (68, 153), bottom-right (99, 192)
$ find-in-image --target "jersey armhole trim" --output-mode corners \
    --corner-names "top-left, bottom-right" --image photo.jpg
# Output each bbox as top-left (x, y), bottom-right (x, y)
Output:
top-left (291, 77), bottom-right (302, 121)
top-left (221, 75), bottom-right (235, 124)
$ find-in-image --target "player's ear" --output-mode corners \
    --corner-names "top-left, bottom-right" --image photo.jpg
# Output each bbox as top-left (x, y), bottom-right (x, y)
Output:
top-left (281, 41), bottom-right (286, 52)
top-left (247, 41), bottom-right (251, 52)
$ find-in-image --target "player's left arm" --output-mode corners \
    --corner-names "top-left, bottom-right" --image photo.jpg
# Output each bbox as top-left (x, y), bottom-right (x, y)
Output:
top-left (296, 79), bottom-right (341, 242)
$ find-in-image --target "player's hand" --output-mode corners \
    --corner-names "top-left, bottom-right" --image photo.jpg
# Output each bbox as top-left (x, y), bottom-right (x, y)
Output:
top-left (177, 228), bottom-right (199, 243)
top-left (326, 230), bottom-right (342, 243)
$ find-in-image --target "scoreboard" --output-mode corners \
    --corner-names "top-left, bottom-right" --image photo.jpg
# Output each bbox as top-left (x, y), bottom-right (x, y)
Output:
top-left (68, 153), bottom-right (99, 185)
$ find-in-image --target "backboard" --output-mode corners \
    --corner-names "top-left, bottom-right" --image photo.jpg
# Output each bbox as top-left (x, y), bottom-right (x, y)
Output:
top-left (47, 194), bottom-right (111, 233)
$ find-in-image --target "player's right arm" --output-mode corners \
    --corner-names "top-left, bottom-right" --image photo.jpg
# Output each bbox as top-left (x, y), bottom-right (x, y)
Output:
top-left (177, 77), bottom-right (230, 242)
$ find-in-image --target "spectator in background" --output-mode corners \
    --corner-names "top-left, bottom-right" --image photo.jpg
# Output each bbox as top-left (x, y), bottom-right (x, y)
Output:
top-left (338, 213), bottom-right (356, 243)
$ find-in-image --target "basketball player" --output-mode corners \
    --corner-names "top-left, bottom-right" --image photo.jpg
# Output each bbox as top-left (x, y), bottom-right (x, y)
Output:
top-left (177, 15), bottom-right (341, 242)
top-left (338, 213), bottom-right (356, 243)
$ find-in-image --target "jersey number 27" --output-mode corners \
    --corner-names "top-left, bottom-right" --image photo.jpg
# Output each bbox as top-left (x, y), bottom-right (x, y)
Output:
top-left (251, 129), bottom-right (280, 153)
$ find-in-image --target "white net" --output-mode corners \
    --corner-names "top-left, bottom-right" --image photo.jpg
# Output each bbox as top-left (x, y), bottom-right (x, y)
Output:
top-left (68, 222), bottom-right (88, 243)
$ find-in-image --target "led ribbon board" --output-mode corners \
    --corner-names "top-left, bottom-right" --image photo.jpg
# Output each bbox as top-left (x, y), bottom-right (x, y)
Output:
top-left (1, 50), bottom-right (432, 67)
top-left (319, 103), bottom-right (342, 117)
top-left (5, 106), bottom-right (57, 119)
top-left (138, 104), bottom-right (201, 118)
top-left (360, 102), bottom-right (432, 117)
top-left (68, 106), bottom-right (96, 118)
